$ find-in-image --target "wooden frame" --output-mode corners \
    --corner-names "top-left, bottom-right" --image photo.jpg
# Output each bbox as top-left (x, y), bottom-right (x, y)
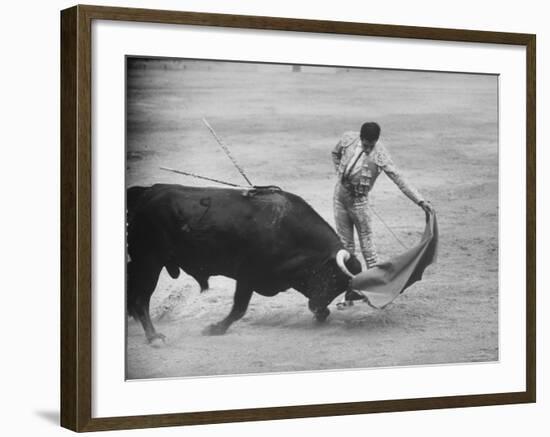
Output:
top-left (60, 4), bottom-right (536, 432)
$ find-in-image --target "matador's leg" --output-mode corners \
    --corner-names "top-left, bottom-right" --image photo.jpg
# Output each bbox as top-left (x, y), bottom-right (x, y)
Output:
top-left (333, 190), bottom-right (355, 254)
top-left (350, 197), bottom-right (378, 269)
top-left (337, 197), bottom-right (378, 310)
top-left (334, 188), bottom-right (362, 309)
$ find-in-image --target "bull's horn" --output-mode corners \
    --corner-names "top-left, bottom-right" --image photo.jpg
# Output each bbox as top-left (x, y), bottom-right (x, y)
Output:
top-left (336, 249), bottom-right (355, 278)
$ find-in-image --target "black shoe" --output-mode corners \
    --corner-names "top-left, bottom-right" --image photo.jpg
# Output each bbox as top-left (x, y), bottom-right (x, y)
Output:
top-left (345, 289), bottom-right (365, 301)
top-left (336, 300), bottom-right (354, 310)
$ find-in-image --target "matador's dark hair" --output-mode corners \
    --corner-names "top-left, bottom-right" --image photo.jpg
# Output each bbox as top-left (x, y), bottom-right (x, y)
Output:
top-left (360, 122), bottom-right (381, 141)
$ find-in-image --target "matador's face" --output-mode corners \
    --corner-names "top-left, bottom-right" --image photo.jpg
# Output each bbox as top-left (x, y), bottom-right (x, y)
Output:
top-left (360, 138), bottom-right (377, 153)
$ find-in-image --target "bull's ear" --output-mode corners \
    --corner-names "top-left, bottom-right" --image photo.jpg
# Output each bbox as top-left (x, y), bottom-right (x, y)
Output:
top-left (346, 255), bottom-right (362, 275)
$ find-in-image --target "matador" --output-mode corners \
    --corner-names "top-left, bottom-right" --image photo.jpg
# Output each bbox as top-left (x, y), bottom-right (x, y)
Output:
top-left (332, 122), bottom-right (433, 272)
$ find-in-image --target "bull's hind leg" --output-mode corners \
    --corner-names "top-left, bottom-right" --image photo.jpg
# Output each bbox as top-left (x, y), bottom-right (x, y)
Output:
top-left (204, 280), bottom-right (253, 335)
top-left (127, 258), bottom-right (165, 344)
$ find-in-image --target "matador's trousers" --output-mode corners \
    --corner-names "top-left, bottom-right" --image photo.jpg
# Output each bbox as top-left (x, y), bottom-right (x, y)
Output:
top-left (333, 182), bottom-right (378, 268)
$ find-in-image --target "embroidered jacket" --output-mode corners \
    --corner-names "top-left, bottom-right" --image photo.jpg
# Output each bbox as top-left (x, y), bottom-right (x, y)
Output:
top-left (332, 131), bottom-right (424, 204)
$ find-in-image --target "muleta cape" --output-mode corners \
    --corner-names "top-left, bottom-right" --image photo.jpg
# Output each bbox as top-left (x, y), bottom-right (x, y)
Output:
top-left (350, 210), bottom-right (438, 309)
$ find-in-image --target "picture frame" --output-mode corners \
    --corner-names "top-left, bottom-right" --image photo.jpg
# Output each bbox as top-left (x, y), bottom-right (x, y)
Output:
top-left (60, 4), bottom-right (536, 432)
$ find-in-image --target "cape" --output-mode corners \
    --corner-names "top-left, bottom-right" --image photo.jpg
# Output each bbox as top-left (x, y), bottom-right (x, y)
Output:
top-left (350, 210), bottom-right (438, 309)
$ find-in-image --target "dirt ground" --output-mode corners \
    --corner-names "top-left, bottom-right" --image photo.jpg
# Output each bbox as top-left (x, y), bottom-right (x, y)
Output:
top-left (125, 60), bottom-right (498, 379)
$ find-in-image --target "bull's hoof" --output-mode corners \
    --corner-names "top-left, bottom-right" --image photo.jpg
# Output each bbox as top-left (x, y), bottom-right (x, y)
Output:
top-left (203, 323), bottom-right (228, 336)
top-left (146, 332), bottom-right (166, 345)
top-left (314, 308), bottom-right (330, 323)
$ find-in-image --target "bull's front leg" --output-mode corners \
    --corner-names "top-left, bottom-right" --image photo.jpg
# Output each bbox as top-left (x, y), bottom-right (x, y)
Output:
top-left (308, 300), bottom-right (330, 323)
top-left (204, 280), bottom-right (254, 335)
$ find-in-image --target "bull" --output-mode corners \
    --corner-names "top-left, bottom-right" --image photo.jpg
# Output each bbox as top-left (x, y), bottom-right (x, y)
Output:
top-left (127, 184), bottom-right (361, 342)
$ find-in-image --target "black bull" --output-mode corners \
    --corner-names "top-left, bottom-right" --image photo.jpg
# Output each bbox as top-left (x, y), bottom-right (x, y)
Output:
top-left (127, 184), bottom-right (361, 342)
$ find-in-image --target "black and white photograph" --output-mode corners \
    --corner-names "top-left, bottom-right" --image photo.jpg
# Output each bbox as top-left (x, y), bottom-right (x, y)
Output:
top-left (3, 0), bottom-right (546, 434)
top-left (125, 57), bottom-right (498, 380)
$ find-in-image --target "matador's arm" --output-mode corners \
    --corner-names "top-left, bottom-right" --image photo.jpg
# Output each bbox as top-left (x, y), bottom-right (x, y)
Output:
top-left (373, 144), bottom-right (425, 205)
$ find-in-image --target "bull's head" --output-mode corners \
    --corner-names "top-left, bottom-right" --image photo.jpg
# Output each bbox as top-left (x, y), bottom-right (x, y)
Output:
top-left (307, 249), bottom-right (362, 321)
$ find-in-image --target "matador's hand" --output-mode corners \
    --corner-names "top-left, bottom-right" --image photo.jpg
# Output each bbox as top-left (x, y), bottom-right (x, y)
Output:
top-left (419, 200), bottom-right (434, 213)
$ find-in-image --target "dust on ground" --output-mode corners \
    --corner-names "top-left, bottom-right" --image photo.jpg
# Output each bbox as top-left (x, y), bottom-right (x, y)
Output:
top-left (126, 60), bottom-right (498, 379)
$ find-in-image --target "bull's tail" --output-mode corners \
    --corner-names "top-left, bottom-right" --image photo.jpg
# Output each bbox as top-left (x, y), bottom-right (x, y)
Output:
top-left (127, 186), bottom-right (149, 224)
top-left (127, 185), bottom-right (182, 280)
